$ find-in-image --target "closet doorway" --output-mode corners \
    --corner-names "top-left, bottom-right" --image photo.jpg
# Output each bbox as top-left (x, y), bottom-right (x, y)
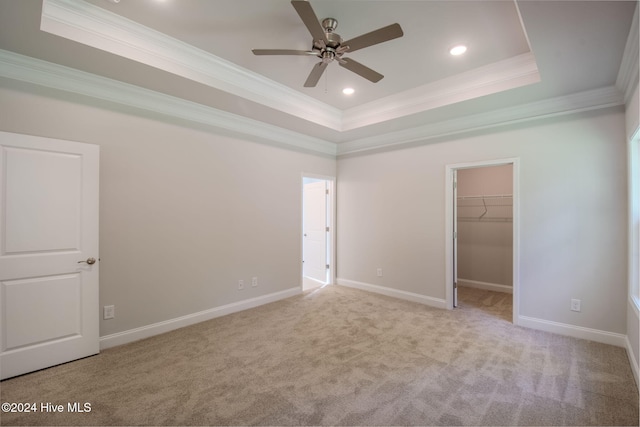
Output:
top-left (445, 159), bottom-right (519, 323)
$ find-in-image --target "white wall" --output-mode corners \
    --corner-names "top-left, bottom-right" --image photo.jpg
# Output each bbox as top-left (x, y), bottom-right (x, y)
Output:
top-left (457, 165), bottom-right (513, 288)
top-left (337, 108), bottom-right (628, 334)
top-left (0, 82), bottom-right (335, 339)
top-left (0, 76), bottom-right (632, 351)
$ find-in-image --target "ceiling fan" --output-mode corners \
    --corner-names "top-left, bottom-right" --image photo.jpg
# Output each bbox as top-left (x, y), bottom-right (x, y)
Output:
top-left (252, 0), bottom-right (404, 87)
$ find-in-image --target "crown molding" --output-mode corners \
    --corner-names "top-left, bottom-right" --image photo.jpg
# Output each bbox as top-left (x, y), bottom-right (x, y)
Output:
top-left (40, 0), bottom-right (343, 131)
top-left (337, 85), bottom-right (624, 156)
top-left (616, 2), bottom-right (639, 104)
top-left (342, 53), bottom-right (540, 131)
top-left (0, 49), bottom-right (623, 158)
top-left (0, 49), bottom-right (337, 156)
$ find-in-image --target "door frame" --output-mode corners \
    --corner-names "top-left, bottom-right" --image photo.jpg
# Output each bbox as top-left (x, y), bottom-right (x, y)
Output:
top-left (444, 158), bottom-right (520, 324)
top-left (301, 173), bottom-right (336, 289)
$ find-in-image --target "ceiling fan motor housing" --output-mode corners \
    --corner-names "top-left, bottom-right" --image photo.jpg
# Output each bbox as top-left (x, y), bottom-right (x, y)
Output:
top-left (313, 18), bottom-right (342, 53)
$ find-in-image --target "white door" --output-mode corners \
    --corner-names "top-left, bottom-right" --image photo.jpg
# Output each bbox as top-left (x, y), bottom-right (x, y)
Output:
top-left (0, 131), bottom-right (99, 380)
top-left (303, 180), bottom-right (328, 286)
top-left (453, 170), bottom-right (458, 308)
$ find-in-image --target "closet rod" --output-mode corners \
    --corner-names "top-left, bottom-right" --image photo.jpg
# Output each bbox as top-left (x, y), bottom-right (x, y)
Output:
top-left (456, 194), bottom-right (512, 200)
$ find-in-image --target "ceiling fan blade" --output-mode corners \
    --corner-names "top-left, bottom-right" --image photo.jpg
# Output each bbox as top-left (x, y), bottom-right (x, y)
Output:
top-left (252, 49), bottom-right (316, 56)
top-left (342, 23), bottom-right (403, 53)
top-left (291, 1), bottom-right (328, 44)
top-left (339, 58), bottom-right (383, 83)
top-left (304, 62), bottom-right (328, 87)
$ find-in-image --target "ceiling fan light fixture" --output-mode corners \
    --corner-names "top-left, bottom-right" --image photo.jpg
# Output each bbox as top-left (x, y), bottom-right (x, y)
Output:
top-left (342, 87), bottom-right (355, 95)
top-left (449, 44), bottom-right (467, 56)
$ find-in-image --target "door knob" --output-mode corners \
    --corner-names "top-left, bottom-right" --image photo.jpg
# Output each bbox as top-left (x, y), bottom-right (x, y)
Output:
top-left (78, 257), bottom-right (97, 265)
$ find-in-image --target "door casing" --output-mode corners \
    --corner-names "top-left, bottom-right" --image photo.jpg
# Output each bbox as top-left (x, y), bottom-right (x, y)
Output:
top-left (445, 158), bottom-right (520, 323)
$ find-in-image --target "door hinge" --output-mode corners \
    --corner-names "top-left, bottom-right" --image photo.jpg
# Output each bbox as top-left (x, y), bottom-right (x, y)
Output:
top-left (454, 181), bottom-right (457, 189)
top-left (326, 189), bottom-right (329, 195)
top-left (325, 226), bottom-right (330, 232)
top-left (454, 231), bottom-right (457, 239)
top-left (326, 264), bottom-right (330, 269)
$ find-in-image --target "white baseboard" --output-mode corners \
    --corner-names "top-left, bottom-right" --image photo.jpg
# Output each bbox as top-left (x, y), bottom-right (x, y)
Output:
top-left (626, 335), bottom-right (640, 389)
top-left (518, 315), bottom-right (627, 348)
top-left (100, 287), bottom-right (302, 350)
top-left (336, 278), bottom-right (447, 310)
top-left (458, 279), bottom-right (513, 294)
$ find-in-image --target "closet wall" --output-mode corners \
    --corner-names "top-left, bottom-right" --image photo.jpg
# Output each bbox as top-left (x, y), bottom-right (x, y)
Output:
top-left (457, 165), bottom-right (513, 292)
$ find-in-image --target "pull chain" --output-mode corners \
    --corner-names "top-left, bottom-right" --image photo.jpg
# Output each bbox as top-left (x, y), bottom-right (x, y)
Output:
top-left (324, 65), bottom-right (329, 94)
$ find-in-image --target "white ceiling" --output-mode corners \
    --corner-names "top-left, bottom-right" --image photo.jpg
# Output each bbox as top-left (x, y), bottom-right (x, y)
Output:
top-left (0, 0), bottom-right (637, 155)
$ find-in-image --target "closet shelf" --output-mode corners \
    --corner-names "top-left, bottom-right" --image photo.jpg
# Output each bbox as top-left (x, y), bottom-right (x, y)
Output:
top-left (456, 194), bottom-right (512, 222)
top-left (457, 217), bottom-right (512, 222)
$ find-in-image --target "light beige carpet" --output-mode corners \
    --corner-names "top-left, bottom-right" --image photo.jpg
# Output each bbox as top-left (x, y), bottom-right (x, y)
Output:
top-left (1, 285), bottom-right (638, 426)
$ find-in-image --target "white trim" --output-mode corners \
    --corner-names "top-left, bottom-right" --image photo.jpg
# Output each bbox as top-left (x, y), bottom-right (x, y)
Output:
top-left (458, 279), bottom-right (513, 294)
top-left (342, 53), bottom-right (539, 131)
top-left (0, 50), bottom-right (623, 158)
top-left (336, 278), bottom-right (447, 310)
top-left (40, 0), bottom-right (342, 131)
top-left (445, 158), bottom-right (520, 324)
top-left (0, 50), bottom-right (337, 157)
top-left (518, 315), bottom-right (627, 348)
top-left (626, 335), bottom-right (639, 388)
top-left (338, 86), bottom-right (624, 155)
top-left (100, 287), bottom-right (301, 350)
top-left (632, 295), bottom-right (640, 318)
top-left (629, 133), bottom-right (640, 314)
top-left (616, 3), bottom-right (639, 104)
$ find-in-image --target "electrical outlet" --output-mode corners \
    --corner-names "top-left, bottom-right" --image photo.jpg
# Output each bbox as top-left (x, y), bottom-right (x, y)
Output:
top-left (570, 299), bottom-right (581, 312)
top-left (103, 305), bottom-right (115, 320)
top-left (251, 277), bottom-right (258, 287)
top-left (377, 268), bottom-right (383, 277)
top-left (238, 280), bottom-right (244, 290)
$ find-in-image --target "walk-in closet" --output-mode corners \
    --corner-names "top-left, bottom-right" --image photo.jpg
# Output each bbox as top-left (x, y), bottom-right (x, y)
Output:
top-left (456, 165), bottom-right (513, 295)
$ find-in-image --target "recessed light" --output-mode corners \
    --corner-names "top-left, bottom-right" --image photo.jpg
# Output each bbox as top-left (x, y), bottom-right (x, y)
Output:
top-left (449, 45), bottom-right (467, 56)
top-left (342, 87), bottom-right (355, 95)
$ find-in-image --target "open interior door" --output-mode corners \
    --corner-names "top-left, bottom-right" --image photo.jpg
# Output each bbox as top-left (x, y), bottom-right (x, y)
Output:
top-left (303, 180), bottom-right (328, 287)
top-left (0, 131), bottom-right (99, 380)
top-left (453, 170), bottom-right (458, 308)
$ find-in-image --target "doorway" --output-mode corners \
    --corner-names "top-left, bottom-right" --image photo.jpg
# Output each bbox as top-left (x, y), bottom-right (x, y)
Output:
top-left (302, 175), bottom-right (334, 291)
top-left (445, 159), bottom-right (519, 324)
